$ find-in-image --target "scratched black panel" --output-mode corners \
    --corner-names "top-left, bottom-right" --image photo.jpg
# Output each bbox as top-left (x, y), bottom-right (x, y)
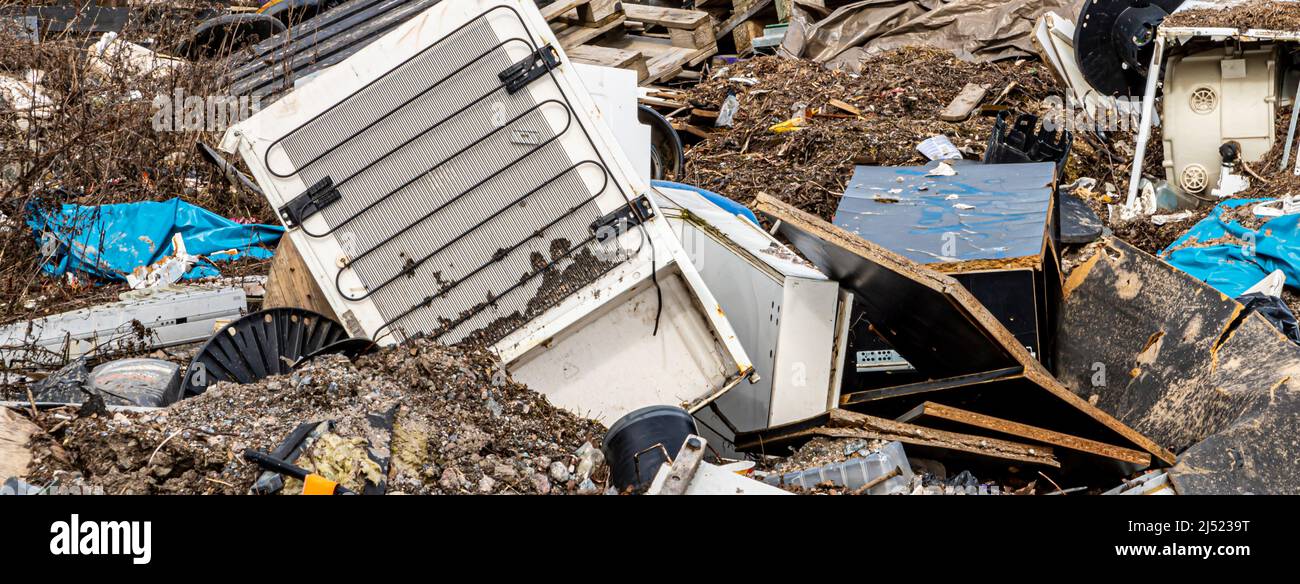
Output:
top-left (225, 0), bottom-right (443, 101)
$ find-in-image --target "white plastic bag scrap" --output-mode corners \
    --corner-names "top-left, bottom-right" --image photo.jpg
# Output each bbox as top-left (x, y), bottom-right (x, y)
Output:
top-left (87, 32), bottom-right (186, 81)
top-left (917, 136), bottom-right (964, 161)
top-left (717, 92), bottom-right (741, 128)
top-left (1243, 270), bottom-right (1287, 298)
top-left (0, 74), bottom-right (53, 117)
top-left (127, 233), bottom-right (201, 290)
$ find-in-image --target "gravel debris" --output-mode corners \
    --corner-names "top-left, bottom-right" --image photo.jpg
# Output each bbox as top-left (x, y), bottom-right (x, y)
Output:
top-left (23, 340), bottom-right (608, 495)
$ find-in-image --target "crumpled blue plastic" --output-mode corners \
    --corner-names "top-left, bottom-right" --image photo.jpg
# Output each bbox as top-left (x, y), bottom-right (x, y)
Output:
top-left (1161, 198), bottom-right (1300, 298)
top-left (27, 197), bottom-right (283, 282)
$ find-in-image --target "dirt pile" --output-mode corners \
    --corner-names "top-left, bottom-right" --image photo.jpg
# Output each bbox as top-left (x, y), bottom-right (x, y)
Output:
top-left (680, 50), bottom-right (1070, 220)
top-left (22, 340), bottom-right (608, 494)
top-left (1163, 0), bottom-right (1300, 31)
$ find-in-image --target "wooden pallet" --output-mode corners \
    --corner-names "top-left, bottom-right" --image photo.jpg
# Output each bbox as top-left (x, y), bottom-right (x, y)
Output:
top-left (553, 2), bottom-right (719, 86)
top-left (566, 44), bottom-right (650, 82)
top-left (540, 0), bottom-right (619, 22)
top-left (622, 3), bottom-right (716, 50)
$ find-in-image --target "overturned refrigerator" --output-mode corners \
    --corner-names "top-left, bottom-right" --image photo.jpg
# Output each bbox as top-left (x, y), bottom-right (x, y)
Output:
top-left (651, 181), bottom-right (852, 454)
top-left (220, 0), bottom-right (754, 423)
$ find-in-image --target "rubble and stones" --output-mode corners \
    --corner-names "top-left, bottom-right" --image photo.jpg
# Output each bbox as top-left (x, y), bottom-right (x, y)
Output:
top-left (20, 340), bottom-right (608, 494)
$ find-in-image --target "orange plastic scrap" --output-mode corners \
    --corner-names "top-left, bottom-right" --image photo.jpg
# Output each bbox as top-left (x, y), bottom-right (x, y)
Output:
top-left (302, 474), bottom-right (338, 495)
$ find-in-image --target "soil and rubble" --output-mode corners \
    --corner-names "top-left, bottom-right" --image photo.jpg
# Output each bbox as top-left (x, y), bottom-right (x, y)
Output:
top-left (21, 340), bottom-right (607, 494)
top-left (6, 1), bottom-right (1300, 496)
top-left (1163, 0), bottom-right (1300, 31)
top-left (680, 50), bottom-right (1112, 221)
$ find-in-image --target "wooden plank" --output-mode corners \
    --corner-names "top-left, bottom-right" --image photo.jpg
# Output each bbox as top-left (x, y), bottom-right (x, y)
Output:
top-left (671, 119), bottom-right (713, 140)
top-left (940, 82), bottom-right (989, 122)
top-left (754, 194), bottom-right (1177, 466)
top-left (567, 44), bottom-right (649, 82)
top-left (897, 401), bottom-right (1152, 465)
top-left (717, 0), bottom-right (773, 39)
top-left (638, 95), bottom-right (687, 109)
top-left (554, 14), bottom-right (626, 50)
top-left (732, 19), bottom-right (765, 54)
top-left (828, 98), bottom-right (861, 116)
top-left (599, 34), bottom-right (695, 84)
top-left (671, 22), bottom-right (716, 49)
top-left (622, 3), bottom-right (710, 29)
top-left (560, 8), bottom-right (624, 28)
top-left (540, 0), bottom-right (588, 21)
top-left (263, 237), bottom-right (340, 322)
top-left (736, 409), bottom-right (1060, 467)
top-left (685, 41), bottom-right (718, 67)
top-left (578, 0), bottom-right (619, 22)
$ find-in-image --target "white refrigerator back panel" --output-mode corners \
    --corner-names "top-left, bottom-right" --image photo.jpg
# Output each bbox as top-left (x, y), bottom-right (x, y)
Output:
top-left (223, 0), bottom-right (752, 423)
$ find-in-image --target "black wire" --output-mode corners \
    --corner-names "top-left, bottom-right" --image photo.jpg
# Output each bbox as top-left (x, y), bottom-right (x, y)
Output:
top-left (638, 221), bottom-right (662, 336)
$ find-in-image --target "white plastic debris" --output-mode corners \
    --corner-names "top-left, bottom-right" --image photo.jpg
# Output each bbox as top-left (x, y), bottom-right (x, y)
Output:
top-left (0, 74), bottom-right (53, 117)
top-left (1211, 165), bottom-right (1250, 198)
top-left (916, 136), bottom-right (964, 161)
top-left (716, 92), bottom-right (740, 127)
top-left (926, 162), bottom-right (958, 177)
top-left (1110, 178), bottom-right (1159, 224)
top-left (87, 32), bottom-right (186, 80)
top-left (126, 233), bottom-right (201, 290)
top-left (1151, 210), bottom-right (1196, 225)
top-left (1254, 195), bottom-right (1300, 218)
top-left (1242, 270), bottom-right (1287, 298)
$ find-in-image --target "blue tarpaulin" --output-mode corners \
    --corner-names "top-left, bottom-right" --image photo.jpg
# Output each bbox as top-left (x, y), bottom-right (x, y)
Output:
top-left (1161, 199), bottom-right (1300, 298)
top-left (28, 198), bottom-right (283, 282)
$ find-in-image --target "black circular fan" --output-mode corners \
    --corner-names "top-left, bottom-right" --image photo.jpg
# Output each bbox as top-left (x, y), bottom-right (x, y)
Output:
top-left (1075, 0), bottom-right (1186, 96)
top-left (180, 307), bottom-right (352, 396)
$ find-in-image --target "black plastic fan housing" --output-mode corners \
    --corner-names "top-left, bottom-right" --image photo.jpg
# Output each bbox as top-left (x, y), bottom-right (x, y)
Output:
top-left (181, 307), bottom-right (352, 396)
top-left (1075, 0), bottom-right (1186, 96)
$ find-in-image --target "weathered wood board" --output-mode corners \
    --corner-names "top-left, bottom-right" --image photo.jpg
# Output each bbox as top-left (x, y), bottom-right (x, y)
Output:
top-left (735, 408), bottom-right (1060, 467)
top-left (898, 401), bottom-right (1151, 465)
top-left (263, 237), bottom-right (340, 322)
top-left (1058, 237), bottom-right (1300, 493)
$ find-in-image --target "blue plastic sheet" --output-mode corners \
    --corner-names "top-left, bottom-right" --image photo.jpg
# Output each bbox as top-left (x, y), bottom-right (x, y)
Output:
top-left (1161, 199), bottom-right (1300, 298)
top-left (28, 197), bottom-right (283, 282)
top-left (833, 162), bottom-right (1056, 264)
